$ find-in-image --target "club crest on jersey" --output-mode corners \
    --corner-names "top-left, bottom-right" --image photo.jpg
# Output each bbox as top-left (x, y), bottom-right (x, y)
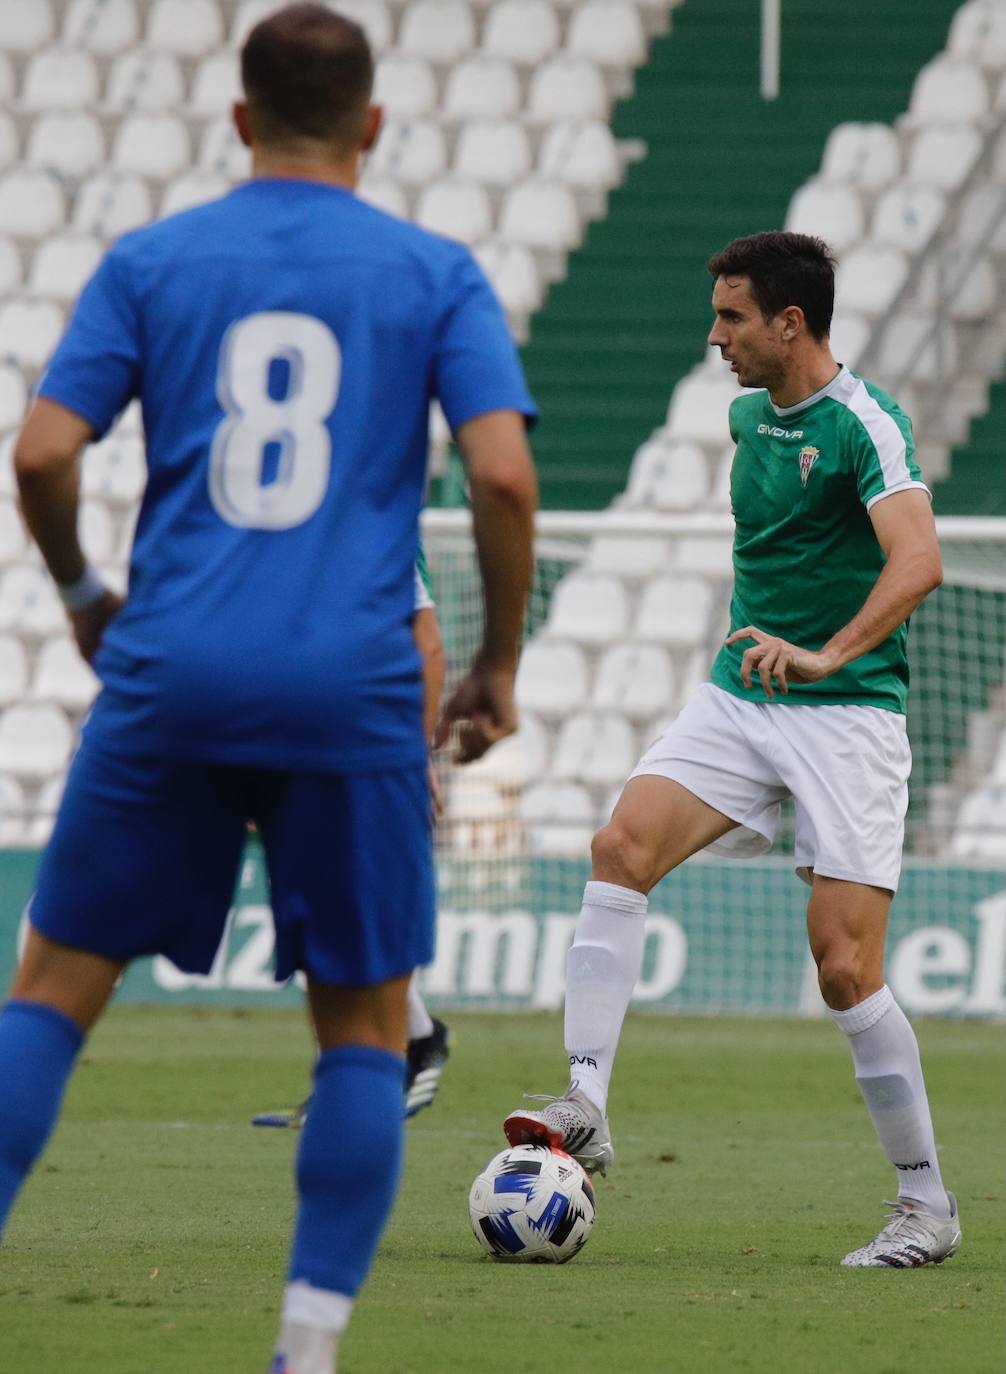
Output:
top-left (798, 445), bottom-right (819, 487)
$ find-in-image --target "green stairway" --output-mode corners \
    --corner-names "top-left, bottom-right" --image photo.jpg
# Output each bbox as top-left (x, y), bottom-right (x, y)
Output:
top-left (521, 0), bottom-right (963, 509)
top-left (930, 378), bottom-right (1006, 516)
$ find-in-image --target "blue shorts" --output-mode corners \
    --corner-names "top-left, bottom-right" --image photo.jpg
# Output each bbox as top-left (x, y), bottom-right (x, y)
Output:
top-left (30, 737), bottom-right (435, 986)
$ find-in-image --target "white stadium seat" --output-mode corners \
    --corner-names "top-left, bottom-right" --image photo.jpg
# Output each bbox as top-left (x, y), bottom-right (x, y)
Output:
top-left (473, 240), bottom-right (544, 316)
top-left (835, 246), bottom-right (910, 318)
top-left (592, 644), bottom-right (675, 720)
top-left (0, 240), bottom-right (21, 297)
top-left (374, 53), bottom-right (439, 119)
top-left (464, 711), bottom-right (549, 783)
top-left (28, 233), bottom-right (103, 303)
top-left (335, 0), bottom-right (394, 55)
top-left (0, 117), bottom-right (18, 175)
top-left (908, 56), bottom-right (989, 125)
top-left (948, 0), bottom-right (1006, 71)
top-left (73, 172), bottom-right (154, 237)
top-left (399, 0), bottom-right (476, 65)
top-left (455, 121), bottom-right (532, 186)
top-left (665, 372), bottom-right (736, 445)
top-left (160, 171), bottom-right (230, 217)
top-left (567, 0), bottom-right (646, 68)
top-left (829, 313), bottom-right (871, 370)
top-left (188, 51), bottom-right (243, 118)
top-left (0, 501), bottom-right (25, 564)
top-left (0, 704), bottom-right (73, 780)
top-left (820, 122), bottom-right (900, 193)
top-left (25, 112), bottom-right (105, 180)
top-left (0, 169), bottom-right (66, 238)
top-left (31, 637), bottom-right (100, 710)
top-left (369, 120), bottom-right (449, 186)
top-left (546, 572), bottom-right (629, 644)
top-left (585, 533), bottom-right (671, 579)
top-left (623, 437), bottom-right (710, 510)
top-left (21, 49), bottom-right (99, 112)
top-left (356, 175), bottom-right (408, 218)
top-left (515, 640), bottom-right (590, 716)
top-left (483, 0), bottom-right (562, 66)
top-left (551, 712), bottom-right (637, 787)
top-left (62, 0), bottom-right (140, 54)
top-left (0, 366), bottom-right (27, 431)
top-left (907, 126), bottom-right (983, 192)
top-left (871, 185), bottom-right (947, 253)
top-left (538, 121), bottom-right (621, 192)
top-left (499, 180), bottom-right (581, 253)
top-left (0, 636), bottom-right (28, 707)
top-left (635, 574), bottom-right (715, 647)
top-left (527, 56), bottom-right (609, 123)
top-left (0, 1), bottom-right (55, 52)
top-left (443, 57), bottom-right (522, 120)
top-left (105, 50), bottom-right (186, 113)
top-left (785, 180), bottom-right (863, 253)
top-left (198, 117), bottom-right (252, 180)
top-left (0, 300), bottom-right (64, 371)
top-left (112, 114), bottom-right (191, 181)
top-left (520, 781), bottom-right (595, 858)
top-left (414, 179), bottom-right (493, 245)
top-left (146, 0), bottom-right (224, 57)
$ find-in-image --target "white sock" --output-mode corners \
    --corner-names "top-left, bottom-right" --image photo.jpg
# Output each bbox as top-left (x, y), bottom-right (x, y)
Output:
top-left (406, 975), bottom-right (434, 1041)
top-left (830, 985), bottom-right (951, 1218)
top-left (275, 1281), bottom-right (353, 1374)
top-left (563, 880), bottom-right (648, 1117)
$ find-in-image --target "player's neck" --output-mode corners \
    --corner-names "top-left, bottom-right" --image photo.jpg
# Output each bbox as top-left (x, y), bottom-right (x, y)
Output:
top-left (768, 350), bottom-right (841, 410)
top-left (250, 149), bottom-right (360, 191)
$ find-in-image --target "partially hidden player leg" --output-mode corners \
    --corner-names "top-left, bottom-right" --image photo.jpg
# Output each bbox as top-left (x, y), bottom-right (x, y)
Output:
top-left (0, 927), bottom-right (124, 1236)
top-left (272, 975), bottom-right (410, 1374)
top-left (807, 875), bottom-right (960, 1266)
top-left (504, 776), bottom-right (737, 1174)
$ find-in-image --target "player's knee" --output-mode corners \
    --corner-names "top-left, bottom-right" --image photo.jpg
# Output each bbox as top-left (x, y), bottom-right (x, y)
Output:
top-left (590, 819), bottom-right (656, 892)
top-left (815, 944), bottom-right (874, 1010)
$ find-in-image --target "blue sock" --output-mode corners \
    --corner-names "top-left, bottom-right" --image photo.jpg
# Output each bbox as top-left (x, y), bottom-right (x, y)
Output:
top-left (0, 1000), bottom-right (84, 1238)
top-left (289, 1044), bottom-right (405, 1296)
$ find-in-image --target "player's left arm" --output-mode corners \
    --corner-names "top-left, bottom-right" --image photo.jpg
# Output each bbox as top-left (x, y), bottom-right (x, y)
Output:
top-left (729, 489), bottom-right (942, 698)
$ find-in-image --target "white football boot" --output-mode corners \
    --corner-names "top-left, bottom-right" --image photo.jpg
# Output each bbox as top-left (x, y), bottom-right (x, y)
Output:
top-left (841, 1192), bottom-right (962, 1268)
top-left (503, 1082), bottom-right (614, 1176)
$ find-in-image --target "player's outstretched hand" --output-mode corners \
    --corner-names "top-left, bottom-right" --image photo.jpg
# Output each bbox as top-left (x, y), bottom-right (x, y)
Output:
top-left (434, 654), bottom-right (518, 764)
top-left (726, 626), bottom-right (837, 700)
top-left (69, 589), bottom-right (125, 664)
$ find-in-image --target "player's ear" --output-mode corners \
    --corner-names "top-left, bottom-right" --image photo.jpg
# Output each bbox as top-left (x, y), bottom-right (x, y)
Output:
top-left (361, 104), bottom-right (383, 154)
top-left (232, 101), bottom-right (253, 149)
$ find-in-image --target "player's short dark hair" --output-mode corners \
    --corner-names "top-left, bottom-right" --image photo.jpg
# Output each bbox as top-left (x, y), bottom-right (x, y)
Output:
top-left (706, 231), bottom-right (837, 340)
top-left (241, 3), bottom-right (374, 153)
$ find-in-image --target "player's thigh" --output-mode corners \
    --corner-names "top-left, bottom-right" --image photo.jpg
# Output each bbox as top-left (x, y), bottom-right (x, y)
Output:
top-left (593, 774), bottom-right (738, 892)
top-left (307, 973), bottom-right (411, 1055)
top-left (29, 738), bottom-right (249, 974)
top-left (806, 874), bottom-right (891, 1008)
top-left (256, 762), bottom-right (435, 991)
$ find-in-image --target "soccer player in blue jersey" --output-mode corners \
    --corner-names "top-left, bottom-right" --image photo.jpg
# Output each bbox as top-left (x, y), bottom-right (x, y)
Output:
top-left (0, 6), bottom-right (537, 1372)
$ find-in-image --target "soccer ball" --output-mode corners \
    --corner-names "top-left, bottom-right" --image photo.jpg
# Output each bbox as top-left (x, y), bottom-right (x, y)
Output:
top-left (468, 1142), bottom-right (597, 1263)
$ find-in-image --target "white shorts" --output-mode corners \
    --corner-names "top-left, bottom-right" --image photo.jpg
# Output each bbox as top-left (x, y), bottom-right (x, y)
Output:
top-left (629, 683), bottom-right (911, 892)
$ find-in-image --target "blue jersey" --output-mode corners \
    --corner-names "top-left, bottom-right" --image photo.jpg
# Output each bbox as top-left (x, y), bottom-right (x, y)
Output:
top-left (39, 179), bottom-right (536, 771)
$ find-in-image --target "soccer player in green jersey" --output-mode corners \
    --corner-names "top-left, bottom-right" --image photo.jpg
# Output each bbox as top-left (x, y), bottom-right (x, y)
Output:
top-left (504, 231), bottom-right (962, 1269)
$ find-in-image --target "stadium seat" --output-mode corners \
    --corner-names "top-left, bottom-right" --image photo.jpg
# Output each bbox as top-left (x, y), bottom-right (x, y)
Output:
top-left (592, 643), bottom-right (675, 720)
top-left (0, 366), bottom-right (26, 431)
top-left (73, 171), bottom-right (154, 236)
top-left (62, 0), bottom-right (140, 54)
top-left (25, 111), bottom-right (105, 180)
top-left (31, 636), bottom-right (100, 710)
top-left (907, 126), bottom-right (983, 192)
top-left (820, 122), bottom-right (901, 192)
top-left (635, 574), bottom-right (715, 647)
top-left (357, 174), bottom-right (409, 217)
top-left (538, 121), bottom-right (621, 193)
top-left (0, 501), bottom-right (25, 564)
top-left (414, 179), bottom-right (493, 245)
top-left (188, 50), bottom-right (243, 118)
top-left (829, 313), bottom-right (871, 370)
top-left (0, 168), bottom-right (65, 238)
top-left (948, 0), bottom-right (1006, 71)
top-left (835, 246), bottom-right (910, 318)
top-left (567, 0), bottom-right (646, 68)
top-left (585, 533), bottom-right (672, 579)
top-left (334, 0), bottom-right (394, 54)
top-left (0, 703), bottom-right (73, 780)
top-left (105, 50), bottom-right (186, 113)
top-left (464, 710), bottom-right (549, 783)
top-left (374, 53), bottom-right (439, 118)
top-left (498, 180), bottom-right (581, 254)
top-left (0, 116), bottom-right (18, 174)
top-left (482, 0), bottom-right (562, 66)
top-left (473, 239), bottom-right (544, 317)
top-left (198, 117), bottom-right (252, 180)
top-left (785, 180), bottom-right (863, 253)
top-left (28, 233), bottom-right (102, 303)
top-left (112, 114), bottom-right (191, 181)
top-left (907, 56), bottom-right (989, 125)
top-left (871, 185), bottom-right (947, 253)
top-left (526, 56), bottom-right (609, 123)
top-left (21, 48), bottom-right (99, 112)
top-left (0, 300), bottom-right (64, 371)
top-left (0, 240), bottom-right (21, 297)
top-left (160, 171), bottom-right (230, 216)
top-left (443, 56), bottom-right (522, 120)
top-left (877, 313), bottom-right (958, 384)
top-left (623, 437), bottom-right (709, 510)
top-left (399, 0), bottom-right (476, 65)
top-left (0, 566), bottom-right (65, 637)
top-left (515, 640), bottom-right (590, 716)
top-left (454, 120), bottom-right (532, 187)
top-left (0, 1), bottom-right (55, 52)
top-left (665, 372), bottom-right (736, 446)
top-left (0, 774), bottom-right (27, 845)
top-left (545, 571), bottom-right (629, 644)
top-left (551, 711), bottom-right (637, 787)
top-left (369, 119), bottom-right (449, 186)
top-left (146, 0), bottom-right (224, 57)
top-left (521, 780), bottom-right (595, 857)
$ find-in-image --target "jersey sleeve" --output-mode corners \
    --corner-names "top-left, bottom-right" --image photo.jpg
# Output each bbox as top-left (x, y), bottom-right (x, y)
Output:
top-left (850, 402), bottom-right (930, 511)
top-left (432, 251), bottom-right (537, 433)
top-left (36, 243), bottom-right (141, 440)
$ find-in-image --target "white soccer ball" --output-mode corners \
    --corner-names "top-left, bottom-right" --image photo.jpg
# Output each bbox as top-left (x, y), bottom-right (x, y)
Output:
top-left (468, 1142), bottom-right (597, 1263)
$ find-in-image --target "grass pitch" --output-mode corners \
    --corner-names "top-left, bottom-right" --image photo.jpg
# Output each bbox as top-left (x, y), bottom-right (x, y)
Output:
top-left (1, 1008), bottom-right (1001, 1374)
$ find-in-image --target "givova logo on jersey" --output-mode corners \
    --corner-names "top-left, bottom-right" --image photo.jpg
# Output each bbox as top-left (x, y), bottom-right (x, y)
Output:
top-left (798, 445), bottom-right (819, 487)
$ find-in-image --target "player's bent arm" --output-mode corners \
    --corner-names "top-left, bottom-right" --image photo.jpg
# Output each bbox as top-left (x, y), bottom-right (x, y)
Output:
top-left (14, 398), bottom-right (95, 586)
top-left (414, 605), bottom-right (446, 743)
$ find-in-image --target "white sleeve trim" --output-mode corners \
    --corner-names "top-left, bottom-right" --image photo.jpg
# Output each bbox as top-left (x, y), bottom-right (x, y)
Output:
top-left (865, 480), bottom-right (932, 511)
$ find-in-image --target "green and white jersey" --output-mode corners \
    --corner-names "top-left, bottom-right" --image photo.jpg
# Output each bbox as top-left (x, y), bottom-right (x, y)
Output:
top-left (710, 365), bottom-right (929, 714)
